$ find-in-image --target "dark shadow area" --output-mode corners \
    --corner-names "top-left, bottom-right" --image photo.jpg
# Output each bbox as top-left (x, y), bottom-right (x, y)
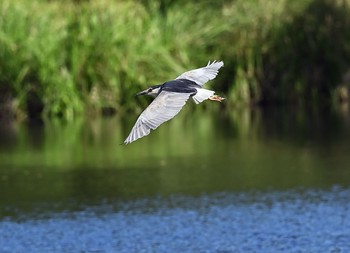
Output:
top-left (261, 0), bottom-right (350, 104)
top-left (0, 86), bottom-right (15, 120)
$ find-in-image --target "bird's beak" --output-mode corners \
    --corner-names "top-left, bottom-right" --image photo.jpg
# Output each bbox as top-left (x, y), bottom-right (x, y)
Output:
top-left (135, 90), bottom-right (148, 97)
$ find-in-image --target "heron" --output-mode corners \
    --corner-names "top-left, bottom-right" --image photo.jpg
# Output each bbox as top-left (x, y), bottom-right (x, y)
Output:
top-left (124, 60), bottom-right (224, 144)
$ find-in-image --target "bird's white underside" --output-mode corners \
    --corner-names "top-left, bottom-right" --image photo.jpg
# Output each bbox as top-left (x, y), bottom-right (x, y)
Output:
top-left (192, 88), bottom-right (215, 104)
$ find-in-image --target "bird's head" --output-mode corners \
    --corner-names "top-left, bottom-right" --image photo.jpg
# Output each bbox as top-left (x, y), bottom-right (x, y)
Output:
top-left (135, 84), bottom-right (162, 97)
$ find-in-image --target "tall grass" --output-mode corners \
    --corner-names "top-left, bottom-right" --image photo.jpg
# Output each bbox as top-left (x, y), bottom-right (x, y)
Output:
top-left (218, 0), bottom-right (313, 104)
top-left (1, 0), bottom-right (350, 119)
top-left (0, 1), bottom-right (82, 119)
top-left (260, 0), bottom-right (350, 104)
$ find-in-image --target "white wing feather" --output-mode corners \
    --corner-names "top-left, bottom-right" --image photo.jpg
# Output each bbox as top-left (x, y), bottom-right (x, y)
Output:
top-left (175, 60), bottom-right (224, 86)
top-left (124, 91), bottom-right (192, 144)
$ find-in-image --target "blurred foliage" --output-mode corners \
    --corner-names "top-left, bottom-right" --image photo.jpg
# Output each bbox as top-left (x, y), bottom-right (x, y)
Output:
top-left (0, 0), bottom-right (350, 119)
top-left (261, 0), bottom-right (350, 104)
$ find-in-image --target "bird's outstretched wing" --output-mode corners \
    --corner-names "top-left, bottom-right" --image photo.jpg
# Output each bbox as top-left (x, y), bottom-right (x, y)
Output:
top-left (175, 60), bottom-right (224, 86)
top-left (124, 91), bottom-right (192, 144)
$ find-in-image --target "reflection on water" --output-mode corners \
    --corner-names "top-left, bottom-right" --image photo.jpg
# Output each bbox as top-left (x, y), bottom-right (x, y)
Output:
top-left (1, 105), bottom-right (350, 215)
top-left (1, 105), bottom-right (350, 252)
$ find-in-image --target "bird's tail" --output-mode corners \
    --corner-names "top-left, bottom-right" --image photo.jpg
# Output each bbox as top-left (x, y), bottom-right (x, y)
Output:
top-left (192, 88), bottom-right (215, 104)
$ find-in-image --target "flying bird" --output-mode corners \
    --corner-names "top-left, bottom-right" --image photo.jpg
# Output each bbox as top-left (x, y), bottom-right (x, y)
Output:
top-left (124, 60), bottom-right (224, 144)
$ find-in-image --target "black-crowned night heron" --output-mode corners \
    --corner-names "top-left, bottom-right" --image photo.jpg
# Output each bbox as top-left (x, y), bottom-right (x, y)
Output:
top-left (124, 60), bottom-right (224, 144)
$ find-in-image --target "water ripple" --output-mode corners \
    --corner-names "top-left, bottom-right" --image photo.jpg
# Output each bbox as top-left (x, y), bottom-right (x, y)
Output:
top-left (1, 187), bottom-right (350, 253)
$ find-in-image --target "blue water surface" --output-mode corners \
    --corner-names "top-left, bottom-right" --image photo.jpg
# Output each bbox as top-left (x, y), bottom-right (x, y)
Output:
top-left (1, 187), bottom-right (350, 253)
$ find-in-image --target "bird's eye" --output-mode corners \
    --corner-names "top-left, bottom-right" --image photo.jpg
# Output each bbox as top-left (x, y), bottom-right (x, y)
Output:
top-left (148, 88), bottom-right (153, 92)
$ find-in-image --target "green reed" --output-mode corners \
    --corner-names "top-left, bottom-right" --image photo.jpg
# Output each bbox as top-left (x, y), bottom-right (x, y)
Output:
top-left (0, 0), bottom-right (349, 119)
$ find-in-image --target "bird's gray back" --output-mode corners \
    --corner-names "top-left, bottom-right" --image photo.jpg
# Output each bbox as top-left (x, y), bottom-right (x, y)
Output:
top-left (161, 79), bottom-right (200, 94)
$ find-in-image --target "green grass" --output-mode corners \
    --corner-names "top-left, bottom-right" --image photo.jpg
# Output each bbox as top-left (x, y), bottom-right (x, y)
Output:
top-left (1, 0), bottom-right (350, 119)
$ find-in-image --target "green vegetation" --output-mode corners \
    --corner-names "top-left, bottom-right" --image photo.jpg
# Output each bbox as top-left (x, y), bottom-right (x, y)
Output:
top-left (1, 0), bottom-right (350, 119)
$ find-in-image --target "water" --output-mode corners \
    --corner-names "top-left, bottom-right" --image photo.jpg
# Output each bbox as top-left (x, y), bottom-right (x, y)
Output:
top-left (1, 105), bottom-right (350, 252)
top-left (1, 189), bottom-right (350, 253)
